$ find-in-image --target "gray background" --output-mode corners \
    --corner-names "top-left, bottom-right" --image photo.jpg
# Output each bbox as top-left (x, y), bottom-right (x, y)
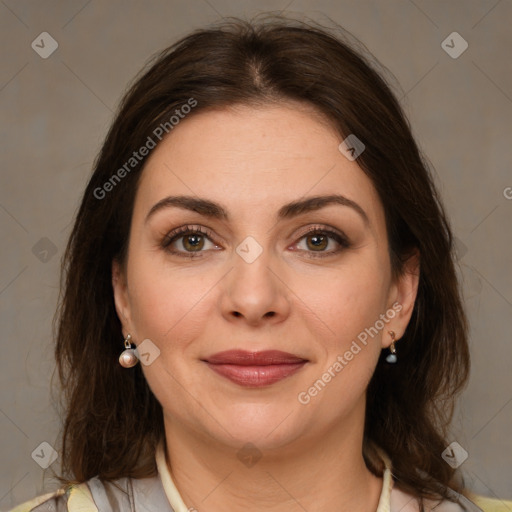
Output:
top-left (1, 0), bottom-right (511, 509)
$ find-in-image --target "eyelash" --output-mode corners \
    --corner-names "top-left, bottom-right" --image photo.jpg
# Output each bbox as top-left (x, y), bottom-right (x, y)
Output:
top-left (160, 224), bottom-right (351, 259)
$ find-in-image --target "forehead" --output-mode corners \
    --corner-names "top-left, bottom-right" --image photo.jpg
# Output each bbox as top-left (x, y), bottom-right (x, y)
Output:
top-left (134, 103), bottom-right (386, 235)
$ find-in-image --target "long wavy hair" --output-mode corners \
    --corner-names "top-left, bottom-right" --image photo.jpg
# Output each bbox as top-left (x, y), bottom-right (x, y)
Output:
top-left (53, 14), bottom-right (470, 504)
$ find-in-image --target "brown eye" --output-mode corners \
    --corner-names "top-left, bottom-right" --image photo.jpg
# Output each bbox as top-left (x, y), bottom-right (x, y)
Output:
top-left (305, 233), bottom-right (329, 251)
top-left (181, 233), bottom-right (205, 252)
top-left (161, 225), bottom-right (219, 258)
top-left (294, 227), bottom-right (350, 258)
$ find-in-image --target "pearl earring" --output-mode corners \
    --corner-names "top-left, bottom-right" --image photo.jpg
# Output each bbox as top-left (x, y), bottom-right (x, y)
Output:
top-left (386, 331), bottom-right (397, 364)
top-left (119, 334), bottom-right (139, 368)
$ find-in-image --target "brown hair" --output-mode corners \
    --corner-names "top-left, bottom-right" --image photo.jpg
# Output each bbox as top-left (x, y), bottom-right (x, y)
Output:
top-left (53, 14), bottom-right (470, 503)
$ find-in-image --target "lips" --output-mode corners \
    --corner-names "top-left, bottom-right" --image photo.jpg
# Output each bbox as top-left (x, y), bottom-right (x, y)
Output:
top-left (203, 350), bottom-right (308, 387)
top-left (205, 350), bottom-right (306, 365)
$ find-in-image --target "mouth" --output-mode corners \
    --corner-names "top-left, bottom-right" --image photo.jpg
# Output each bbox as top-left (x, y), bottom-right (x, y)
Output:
top-left (202, 350), bottom-right (308, 387)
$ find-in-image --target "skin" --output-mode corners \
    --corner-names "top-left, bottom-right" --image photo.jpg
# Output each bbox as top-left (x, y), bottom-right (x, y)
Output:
top-left (112, 102), bottom-right (420, 512)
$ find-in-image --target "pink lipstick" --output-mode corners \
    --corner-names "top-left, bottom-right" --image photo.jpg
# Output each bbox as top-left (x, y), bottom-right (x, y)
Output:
top-left (203, 350), bottom-right (307, 387)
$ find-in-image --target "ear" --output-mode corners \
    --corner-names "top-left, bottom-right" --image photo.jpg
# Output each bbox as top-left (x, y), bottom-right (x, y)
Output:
top-left (112, 258), bottom-right (133, 338)
top-left (382, 249), bottom-right (420, 348)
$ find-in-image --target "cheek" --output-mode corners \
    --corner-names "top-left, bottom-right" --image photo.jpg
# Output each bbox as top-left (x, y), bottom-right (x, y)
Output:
top-left (127, 260), bottom-right (217, 346)
top-left (294, 255), bottom-right (390, 343)
top-left (301, 270), bottom-right (387, 410)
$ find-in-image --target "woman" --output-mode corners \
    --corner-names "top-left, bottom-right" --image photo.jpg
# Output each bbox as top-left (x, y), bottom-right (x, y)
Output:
top-left (9, 14), bottom-right (500, 512)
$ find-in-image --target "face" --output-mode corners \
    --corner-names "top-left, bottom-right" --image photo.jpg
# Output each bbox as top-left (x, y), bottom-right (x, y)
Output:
top-left (112, 102), bottom-right (419, 451)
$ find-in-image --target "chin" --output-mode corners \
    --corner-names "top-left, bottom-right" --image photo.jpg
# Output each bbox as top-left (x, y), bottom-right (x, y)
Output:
top-left (210, 403), bottom-right (305, 446)
top-left (209, 423), bottom-right (303, 454)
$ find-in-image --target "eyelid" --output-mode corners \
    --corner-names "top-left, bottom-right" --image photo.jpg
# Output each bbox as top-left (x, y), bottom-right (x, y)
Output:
top-left (294, 224), bottom-right (348, 242)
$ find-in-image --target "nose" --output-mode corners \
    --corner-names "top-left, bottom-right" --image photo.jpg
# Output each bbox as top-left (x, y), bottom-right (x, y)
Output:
top-left (220, 244), bottom-right (291, 327)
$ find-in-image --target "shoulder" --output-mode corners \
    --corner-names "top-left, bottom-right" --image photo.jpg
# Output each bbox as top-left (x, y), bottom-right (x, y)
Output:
top-left (391, 483), bottom-right (512, 512)
top-left (465, 492), bottom-right (512, 512)
top-left (7, 482), bottom-right (96, 512)
top-left (7, 473), bottom-right (174, 512)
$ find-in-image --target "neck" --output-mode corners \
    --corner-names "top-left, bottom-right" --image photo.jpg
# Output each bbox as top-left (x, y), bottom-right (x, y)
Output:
top-left (162, 414), bottom-right (384, 512)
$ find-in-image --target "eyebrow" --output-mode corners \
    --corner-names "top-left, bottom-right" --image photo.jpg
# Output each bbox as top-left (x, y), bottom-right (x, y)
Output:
top-left (144, 194), bottom-right (370, 227)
